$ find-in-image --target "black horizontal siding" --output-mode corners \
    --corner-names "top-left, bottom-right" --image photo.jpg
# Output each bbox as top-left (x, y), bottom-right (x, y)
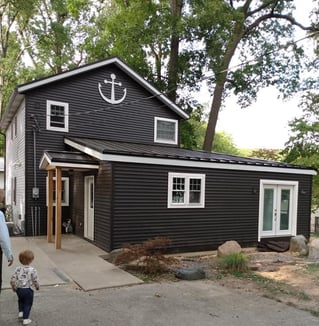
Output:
top-left (23, 64), bottom-right (183, 236)
top-left (25, 64), bottom-right (181, 146)
top-left (110, 162), bottom-right (312, 252)
top-left (71, 172), bottom-right (85, 236)
top-left (94, 162), bottom-right (112, 252)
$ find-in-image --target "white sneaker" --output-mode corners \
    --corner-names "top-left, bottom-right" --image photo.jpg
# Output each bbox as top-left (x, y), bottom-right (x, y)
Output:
top-left (18, 312), bottom-right (23, 318)
top-left (23, 319), bottom-right (32, 325)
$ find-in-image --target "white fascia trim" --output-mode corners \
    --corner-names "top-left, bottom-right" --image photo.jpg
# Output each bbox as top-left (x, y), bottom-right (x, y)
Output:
top-left (18, 58), bottom-right (120, 92)
top-left (50, 162), bottom-right (100, 170)
top-left (17, 58), bottom-right (189, 120)
top-left (39, 152), bottom-right (99, 170)
top-left (65, 139), bottom-right (316, 176)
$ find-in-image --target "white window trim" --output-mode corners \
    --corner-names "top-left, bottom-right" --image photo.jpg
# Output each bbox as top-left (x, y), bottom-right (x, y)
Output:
top-left (46, 177), bottom-right (69, 206)
top-left (46, 100), bottom-right (69, 132)
top-left (154, 117), bottom-right (178, 145)
top-left (258, 179), bottom-right (298, 241)
top-left (168, 172), bottom-right (205, 208)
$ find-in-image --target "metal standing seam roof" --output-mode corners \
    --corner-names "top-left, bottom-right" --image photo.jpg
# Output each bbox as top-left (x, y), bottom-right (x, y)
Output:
top-left (64, 137), bottom-right (317, 173)
top-left (39, 150), bottom-right (99, 170)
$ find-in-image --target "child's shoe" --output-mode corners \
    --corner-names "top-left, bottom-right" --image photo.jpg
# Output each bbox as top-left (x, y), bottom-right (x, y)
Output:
top-left (23, 319), bottom-right (32, 325)
top-left (18, 312), bottom-right (23, 319)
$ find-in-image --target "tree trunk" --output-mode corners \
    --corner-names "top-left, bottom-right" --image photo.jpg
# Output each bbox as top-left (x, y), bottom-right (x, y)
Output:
top-left (203, 22), bottom-right (244, 152)
top-left (167, 0), bottom-right (183, 102)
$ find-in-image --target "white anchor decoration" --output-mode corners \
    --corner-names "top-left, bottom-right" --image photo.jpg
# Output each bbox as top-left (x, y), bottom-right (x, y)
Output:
top-left (98, 73), bottom-right (127, 104)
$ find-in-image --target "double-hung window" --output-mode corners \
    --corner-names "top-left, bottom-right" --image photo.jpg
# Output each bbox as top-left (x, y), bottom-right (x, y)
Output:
top-left (154, 117), bottom-right (178, 144)
top-left (46, 100), bottom-right (69, 132)
top-left (46, 177), bottom-right (69, 206)
top-left (168, 173), bottom-right (205, 208)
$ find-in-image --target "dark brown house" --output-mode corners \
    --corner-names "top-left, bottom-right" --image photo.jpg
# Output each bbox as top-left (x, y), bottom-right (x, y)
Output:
top-left (1, 57), bottom-right (316, 252)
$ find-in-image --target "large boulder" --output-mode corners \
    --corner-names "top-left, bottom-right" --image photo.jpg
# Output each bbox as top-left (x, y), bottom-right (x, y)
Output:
top-left (289, 235), bottom-right (308, 256)
top-left (308, 238), bottom-right (319, 259)
top-left (217, 240), bottom-right (242, 257)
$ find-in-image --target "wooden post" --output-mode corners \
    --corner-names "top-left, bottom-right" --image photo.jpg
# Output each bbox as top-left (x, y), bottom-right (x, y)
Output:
top-left (55, 167), bottom-right (62, 249)
top-left (47, 169), bottom-right (54, 243)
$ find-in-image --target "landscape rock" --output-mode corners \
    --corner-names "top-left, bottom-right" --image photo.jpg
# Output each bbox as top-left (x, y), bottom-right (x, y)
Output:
top-left (175, 267), bottom-right (206, 280)
top-left (108, 248), bottom-right (125, 262)
top-left (289, 235), bottom-right (308, 256)
top-left (308, 238), bottom-right (319, 259)
top-left (217, 240), bottom-right (242, 257)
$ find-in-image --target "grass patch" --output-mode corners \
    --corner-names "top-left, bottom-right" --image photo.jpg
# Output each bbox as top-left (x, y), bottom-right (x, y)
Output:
top-left (218, 253), bottom-right (248, 272)
top-left (231, 271), bottom-right (311, 301)
top-left (304, 263), bottom-right (319, 273)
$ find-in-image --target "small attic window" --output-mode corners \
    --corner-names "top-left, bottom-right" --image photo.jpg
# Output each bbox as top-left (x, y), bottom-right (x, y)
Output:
top-left (154, 117), bottom-right (177, 145)
top-left (46, 100), bottom-right (69, 132)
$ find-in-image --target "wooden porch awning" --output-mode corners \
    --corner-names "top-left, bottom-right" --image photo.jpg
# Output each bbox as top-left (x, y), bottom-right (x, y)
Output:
top-left (39, 151), bottom-right (99, 249)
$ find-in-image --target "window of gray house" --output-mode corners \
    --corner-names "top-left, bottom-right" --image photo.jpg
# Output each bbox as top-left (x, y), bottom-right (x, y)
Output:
top-left (168, 173), bottom-right (205, 208)
top-left (154, 117), bottom-right (177, 144)
top-left (46, 100), bottom-right (69, 132)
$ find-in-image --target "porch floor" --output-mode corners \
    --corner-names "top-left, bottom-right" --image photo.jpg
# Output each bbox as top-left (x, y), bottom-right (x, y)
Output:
top-left (2, 235), bottom-right (143, 291)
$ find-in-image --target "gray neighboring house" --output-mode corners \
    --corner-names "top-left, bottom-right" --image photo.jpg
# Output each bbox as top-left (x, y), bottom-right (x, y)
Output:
top-left (0, 57), bottom-right (317, 253)
top-left (0, 157), bottom-right (4, 204)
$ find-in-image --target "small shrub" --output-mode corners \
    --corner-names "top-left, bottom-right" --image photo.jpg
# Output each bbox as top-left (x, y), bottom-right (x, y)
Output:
top-left (218, 253), bottom-right (248, 273)
top-left (114, 237), bottom-right (177, 274)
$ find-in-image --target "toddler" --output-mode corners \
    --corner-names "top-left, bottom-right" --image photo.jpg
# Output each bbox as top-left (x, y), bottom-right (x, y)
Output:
top-left (10, 250), bottom-right (40, 325)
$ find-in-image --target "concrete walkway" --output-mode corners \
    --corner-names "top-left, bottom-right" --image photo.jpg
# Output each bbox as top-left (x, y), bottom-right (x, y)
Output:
top-left (2, 235), bottom-right (143, 291)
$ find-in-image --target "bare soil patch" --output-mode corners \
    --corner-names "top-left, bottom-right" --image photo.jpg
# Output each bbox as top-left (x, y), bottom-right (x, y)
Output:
top-left (170, 249), bottom-right (319, 317)
top-left (122, 247), bottom-right (319, 317)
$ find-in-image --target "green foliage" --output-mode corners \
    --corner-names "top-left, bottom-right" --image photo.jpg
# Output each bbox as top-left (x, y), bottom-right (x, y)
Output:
top-left (283, 91), bottom-right (319, 209)
top-left (304, 263), bottom-right (319, 273)
top-left (114, 237), bottom-right (177, 274)
top-left (218, 253), bottom-right (248, 273)
top-left (212, 131), bottom-right (239, 155)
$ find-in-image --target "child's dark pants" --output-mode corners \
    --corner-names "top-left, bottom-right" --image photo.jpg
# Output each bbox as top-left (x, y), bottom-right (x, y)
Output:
top-left (16, 288), bottom-right (34, 319)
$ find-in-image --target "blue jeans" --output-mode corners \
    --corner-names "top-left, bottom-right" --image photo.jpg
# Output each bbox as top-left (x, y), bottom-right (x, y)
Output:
top-left (16, 288), bottom-right (34, 319)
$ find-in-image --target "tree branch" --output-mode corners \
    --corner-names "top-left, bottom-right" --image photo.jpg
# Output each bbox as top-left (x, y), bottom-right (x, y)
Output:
top-left (247, 0), bottom-right (278, 16)
top-left (245, 13), bottom-right (314, 35)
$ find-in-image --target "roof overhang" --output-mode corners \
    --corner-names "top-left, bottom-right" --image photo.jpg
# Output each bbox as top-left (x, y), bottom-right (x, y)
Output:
top-left (39, 151), bottom-right (100, 171)
top-left (64, 138), bottom-right (317, 176)
top-left (0, 90), bottom-right (25, 130)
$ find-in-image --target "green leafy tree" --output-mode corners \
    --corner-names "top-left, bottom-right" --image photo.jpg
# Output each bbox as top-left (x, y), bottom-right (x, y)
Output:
top-left (0, 0), bottom-right (37, 115)
top-left (186, 0), bottom-right (316, 151)
top-left (18, 0), bottom-right (93, 74)
top-left (212, 131), bottom-right (239, 155)
top-left (283, 92), bottom-right (319, 208)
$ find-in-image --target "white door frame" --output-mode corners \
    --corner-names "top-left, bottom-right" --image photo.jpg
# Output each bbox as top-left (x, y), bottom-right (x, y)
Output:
top-left (84, 175), bottom-right (95, 240)
top-left (258, 180), bottom-right (298, 241)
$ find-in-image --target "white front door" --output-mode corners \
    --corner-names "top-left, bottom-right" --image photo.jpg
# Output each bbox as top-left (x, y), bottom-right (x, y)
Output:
top-left (84, 175), bottom-right (94, 240)
top-left (259, 180), bottom-right (298, 240)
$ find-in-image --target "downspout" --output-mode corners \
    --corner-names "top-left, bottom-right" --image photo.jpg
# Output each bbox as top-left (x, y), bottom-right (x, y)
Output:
top-left (30, 114), bottom-right (40, 235)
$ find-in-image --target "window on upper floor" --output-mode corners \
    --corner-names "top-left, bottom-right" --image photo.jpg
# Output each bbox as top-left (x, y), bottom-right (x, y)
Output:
top-left (46, 100), bottom-right (69, 132)
top-left (167, 172), bottom-right (205, 208)
top-left (154, 117), bottom-right (178, 145)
